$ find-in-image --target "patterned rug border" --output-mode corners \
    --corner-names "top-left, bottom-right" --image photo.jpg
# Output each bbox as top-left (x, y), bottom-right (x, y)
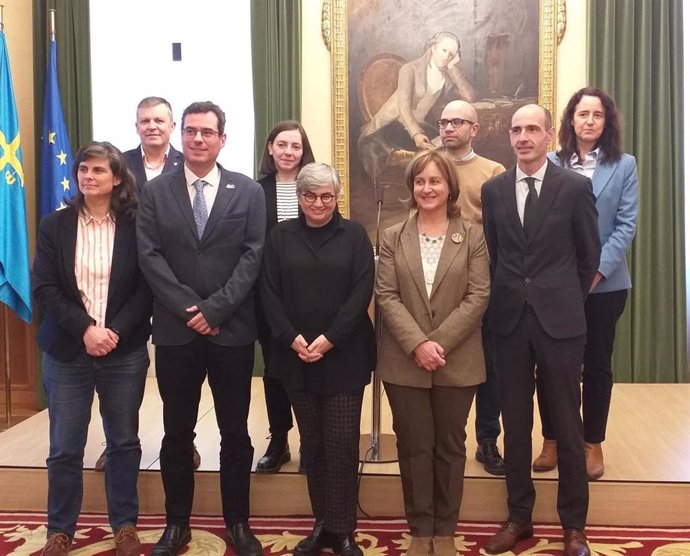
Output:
top-left (1, 512), bottom-right (688, 540)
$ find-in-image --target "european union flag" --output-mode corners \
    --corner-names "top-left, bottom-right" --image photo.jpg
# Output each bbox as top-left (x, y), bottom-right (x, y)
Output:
top-left (0, 29), bottom-right (32, 323)
top-left (39, 36), bottom-right (75, 219)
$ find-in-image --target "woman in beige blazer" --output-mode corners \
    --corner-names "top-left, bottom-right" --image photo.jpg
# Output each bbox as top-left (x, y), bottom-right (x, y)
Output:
top-left (376, 150), bottom-right (490, 556)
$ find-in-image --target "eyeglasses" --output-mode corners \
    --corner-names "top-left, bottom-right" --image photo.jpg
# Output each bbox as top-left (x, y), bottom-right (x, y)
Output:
top-left (300, 192), bottom-right (336, 204)
top-left (182, 127), bottom-right (220, 138)
top-left (437, 118), bottom-right (475, 128)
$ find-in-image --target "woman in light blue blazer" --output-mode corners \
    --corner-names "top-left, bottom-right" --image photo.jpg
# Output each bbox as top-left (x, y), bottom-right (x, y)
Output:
top-left (533, 87), bottom-right (638, 480)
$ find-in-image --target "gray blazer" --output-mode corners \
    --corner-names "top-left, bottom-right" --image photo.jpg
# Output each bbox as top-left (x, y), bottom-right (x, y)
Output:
top-left (375, 214), bottom-right (490, 388)
top-left (136, 165), bottom-right (266, 346)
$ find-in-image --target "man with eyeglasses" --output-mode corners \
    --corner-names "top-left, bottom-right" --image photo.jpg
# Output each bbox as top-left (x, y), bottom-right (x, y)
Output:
top-left (137, 101), bottom-right (266, 556)
top-left (438, 100), bottom-right (507, 477)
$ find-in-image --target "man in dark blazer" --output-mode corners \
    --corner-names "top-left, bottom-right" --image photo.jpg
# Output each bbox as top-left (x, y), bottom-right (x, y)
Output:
top-left (124, 96), bottom-right (184, 190)
top-left (137, 101), bottom-right (266, 556)
top-left (481, 104), bottom-right (600, 556)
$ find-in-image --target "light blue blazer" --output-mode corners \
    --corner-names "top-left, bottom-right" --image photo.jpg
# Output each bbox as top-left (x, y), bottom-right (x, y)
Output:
top-left (548, 151), bottom-right (638, 293)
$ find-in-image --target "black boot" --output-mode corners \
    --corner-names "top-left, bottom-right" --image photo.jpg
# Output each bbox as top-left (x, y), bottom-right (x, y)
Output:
top-left (294, 520), bottom-right (329, 556)
top-left (330, 533), bottom-right (363, 556)
top-left (255, 433), bottom-right (290, 473)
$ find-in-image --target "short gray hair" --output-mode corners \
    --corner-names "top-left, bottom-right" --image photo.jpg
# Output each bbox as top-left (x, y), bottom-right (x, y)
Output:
top-left (295, 162), bottom-right (342, 197)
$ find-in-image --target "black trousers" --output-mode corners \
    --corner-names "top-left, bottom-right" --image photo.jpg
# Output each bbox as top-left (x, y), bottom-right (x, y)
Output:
top-left (288, 387), bottom-right (364, 535)
top-left (537, 290), bottom-right (628, 443)
top-left (494, 306), bottom-right (588, 530)
top-left (156, 338), bottom-right (254, 526)
top-left (475, 318), bottom-right (501, 444)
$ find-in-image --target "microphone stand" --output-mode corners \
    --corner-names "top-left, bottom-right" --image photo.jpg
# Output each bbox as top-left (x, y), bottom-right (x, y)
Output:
top-left (359, 180), bottom-right (398, 463)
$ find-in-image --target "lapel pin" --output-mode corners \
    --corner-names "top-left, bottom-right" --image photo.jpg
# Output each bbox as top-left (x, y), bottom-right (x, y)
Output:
top-left (226, 183), bottom-right (235, 189)
top-left (451, 233), bottom-right (463, 244)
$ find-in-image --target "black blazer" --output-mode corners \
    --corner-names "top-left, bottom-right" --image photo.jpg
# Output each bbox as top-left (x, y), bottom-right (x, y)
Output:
top-left (481, 161), bottom-right (601, 339)
top-left (124, 145), bottom-right (184, 190)
top-left (137, 165), bottom-right (266, 347)
top-left (258, 173), bottom-right (279, 237)
top-left (33, 206), bottom-right (152, 362)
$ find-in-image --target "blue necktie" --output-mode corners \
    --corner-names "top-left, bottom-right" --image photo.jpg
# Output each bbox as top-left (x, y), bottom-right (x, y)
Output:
top-left (193, 179), bottom-right (208, 239)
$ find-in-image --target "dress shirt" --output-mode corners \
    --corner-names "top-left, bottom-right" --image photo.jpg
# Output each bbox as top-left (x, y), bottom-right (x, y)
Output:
top-left (515, 160), bottom-right (548, 225)
top-left (568, 148), bottom-right (600, 179)
top-left (141, 144), bottom-right (171, 182)
top-left (184, 164), bottom-right (220, 212)
top-left (75, 210), bottom-right (116, 327)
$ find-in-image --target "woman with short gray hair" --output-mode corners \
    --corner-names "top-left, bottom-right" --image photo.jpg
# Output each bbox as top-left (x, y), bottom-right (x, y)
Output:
top-left (260, 162), bottom-right (375, 556)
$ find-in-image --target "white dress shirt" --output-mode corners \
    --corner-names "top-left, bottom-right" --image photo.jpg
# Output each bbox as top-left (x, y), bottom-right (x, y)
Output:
top-left (184, 164), bottom-right (221, 212)
top-left (515, 160), bottom-right (548, 226)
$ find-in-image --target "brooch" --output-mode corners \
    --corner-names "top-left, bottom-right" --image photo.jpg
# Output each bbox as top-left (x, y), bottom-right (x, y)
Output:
top-left (451, 233), bottom-right (463, 244)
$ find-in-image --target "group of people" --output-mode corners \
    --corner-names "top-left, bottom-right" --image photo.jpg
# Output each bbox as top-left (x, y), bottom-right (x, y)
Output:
top-left (33, 85), bottom-right (637, 556)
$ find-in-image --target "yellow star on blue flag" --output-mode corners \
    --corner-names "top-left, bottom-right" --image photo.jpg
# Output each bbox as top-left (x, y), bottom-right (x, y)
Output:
top-left (39, 36), bottom-right (75, 218)
top-left (0, 29), bottom-right (32, 323)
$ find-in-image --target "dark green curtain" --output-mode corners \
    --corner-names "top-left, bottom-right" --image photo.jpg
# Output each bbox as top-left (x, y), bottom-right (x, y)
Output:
top-left (33, 0), bottom-right (92, 155)
top-left (588, 0), bottom-right (687, 382)
top-left (32, 0), bottom-right (91, 407)
top-left (251, 0), bottom-right (302, 176)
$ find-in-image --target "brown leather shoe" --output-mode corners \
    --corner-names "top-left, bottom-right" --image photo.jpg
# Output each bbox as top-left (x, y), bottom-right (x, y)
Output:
top-left (40, 533), bottom-right (71, 555)
top-left (432, 536), bottom-right (457, 556)
top-left (114, 526), bottom-right (141, 556)
top-left (532, 439), bottom-right (557, 472)
top-left (485, 521), bottom-right (533, 554)
top-left (585, 442), bottom-right (604, 480)
top-left (563, 529), bottom-right (591, 556)
top-left (406, 535), bottom-right (432, 556)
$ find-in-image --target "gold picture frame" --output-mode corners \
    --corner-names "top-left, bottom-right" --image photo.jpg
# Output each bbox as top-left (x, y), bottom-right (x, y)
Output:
top-left (326, 0), bottom-right (560, 221)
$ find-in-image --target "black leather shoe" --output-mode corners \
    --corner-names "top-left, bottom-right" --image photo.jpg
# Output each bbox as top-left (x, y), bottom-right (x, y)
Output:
top-left (330, 533), bottom-right (363, 556)
top-left (226, 522), bottom-right (262, 556)
top-left (151, 524), bottom-right (191, 556)
top-left (476, 441), bottom-right (506, 476)
top-left (255, 434), bottom-right (290, 473)
top-left (294, 520), bottom-right (328, 556)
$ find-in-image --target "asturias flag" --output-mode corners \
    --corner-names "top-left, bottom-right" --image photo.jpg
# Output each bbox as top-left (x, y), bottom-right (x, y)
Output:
top-left (0, 29), bottom-right (32, 323)
top-left (39, 36), bottom-right (75, 219)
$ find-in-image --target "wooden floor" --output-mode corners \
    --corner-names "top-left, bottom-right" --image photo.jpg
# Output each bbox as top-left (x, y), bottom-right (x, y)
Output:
top-left (1, 379), bottom-right (688, 526)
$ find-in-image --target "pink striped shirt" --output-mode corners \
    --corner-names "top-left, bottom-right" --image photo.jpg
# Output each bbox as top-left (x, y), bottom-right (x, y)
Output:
top-left (75, 210), bottom-right (116, 327)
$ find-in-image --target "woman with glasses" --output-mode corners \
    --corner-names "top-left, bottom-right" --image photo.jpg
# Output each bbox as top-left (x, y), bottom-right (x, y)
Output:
top-left (533, 87), bottom-right (639, 480)
top-left (33, 142), bottom-right (151, 556)
top-left (376, 150), bottom-right (489, 556)
top-left (254, 121), bottom-right (316, 474)
top-left (260, 162), bottom-right (375, 556)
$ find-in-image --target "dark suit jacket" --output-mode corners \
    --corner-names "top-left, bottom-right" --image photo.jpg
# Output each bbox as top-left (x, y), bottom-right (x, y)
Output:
top-left (481, 161), bottom-right (600, 339)
top-left (136, 164), bottom-right (266, 347)
top-left (32, 206), bottom-right (152, 361)
top-left (258, 173), bottom-right (279, 237)
top-left (124, 145), bottom-right (184, 190)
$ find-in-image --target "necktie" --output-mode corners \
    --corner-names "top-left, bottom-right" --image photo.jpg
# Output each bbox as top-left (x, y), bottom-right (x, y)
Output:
top-left (523, 177), bottom-right (538, 237)
top-left (192, 179), bottom-right (208, 239)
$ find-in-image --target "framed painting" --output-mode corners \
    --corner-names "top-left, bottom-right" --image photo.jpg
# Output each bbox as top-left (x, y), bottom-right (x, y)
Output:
top-left (327, 0), bottom-right (560, 236)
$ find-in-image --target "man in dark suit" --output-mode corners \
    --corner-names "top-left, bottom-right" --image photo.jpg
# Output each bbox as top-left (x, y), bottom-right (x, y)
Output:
top-left (124, 96), bottom-right (184, 190)
top-left (137, 101), bottom-right (266, 556)
top-left (481, 104), bottom-right (600, 556)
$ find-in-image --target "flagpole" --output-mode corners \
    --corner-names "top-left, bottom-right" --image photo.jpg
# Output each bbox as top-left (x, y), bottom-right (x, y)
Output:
top-left (0, 5), bottom-right (11, 428)
top-left (49, 8), bottom-right (55, 40)
top-left (3, 307), bottom-right (11, 427)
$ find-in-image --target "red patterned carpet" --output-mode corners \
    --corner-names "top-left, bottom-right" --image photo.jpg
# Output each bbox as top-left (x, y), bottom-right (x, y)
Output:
top-left (1, 513), bottom-right (689, 555)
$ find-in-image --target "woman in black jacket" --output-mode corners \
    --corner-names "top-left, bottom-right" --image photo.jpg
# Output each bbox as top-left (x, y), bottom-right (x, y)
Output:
top-left (33, 142), bottom-right (151, 556)
top-left (255, 121), bottom-right (315, 473)
top-left (261, 163), bottom-right (375, 556)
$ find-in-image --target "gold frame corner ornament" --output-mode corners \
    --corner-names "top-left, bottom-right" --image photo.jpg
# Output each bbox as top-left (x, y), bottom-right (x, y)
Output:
top-left (330, 0), bottom-right (559, 218)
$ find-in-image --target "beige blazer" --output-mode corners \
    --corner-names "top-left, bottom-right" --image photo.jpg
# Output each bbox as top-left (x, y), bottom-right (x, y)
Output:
top-left (375, 214), bottom-right (489, 388)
